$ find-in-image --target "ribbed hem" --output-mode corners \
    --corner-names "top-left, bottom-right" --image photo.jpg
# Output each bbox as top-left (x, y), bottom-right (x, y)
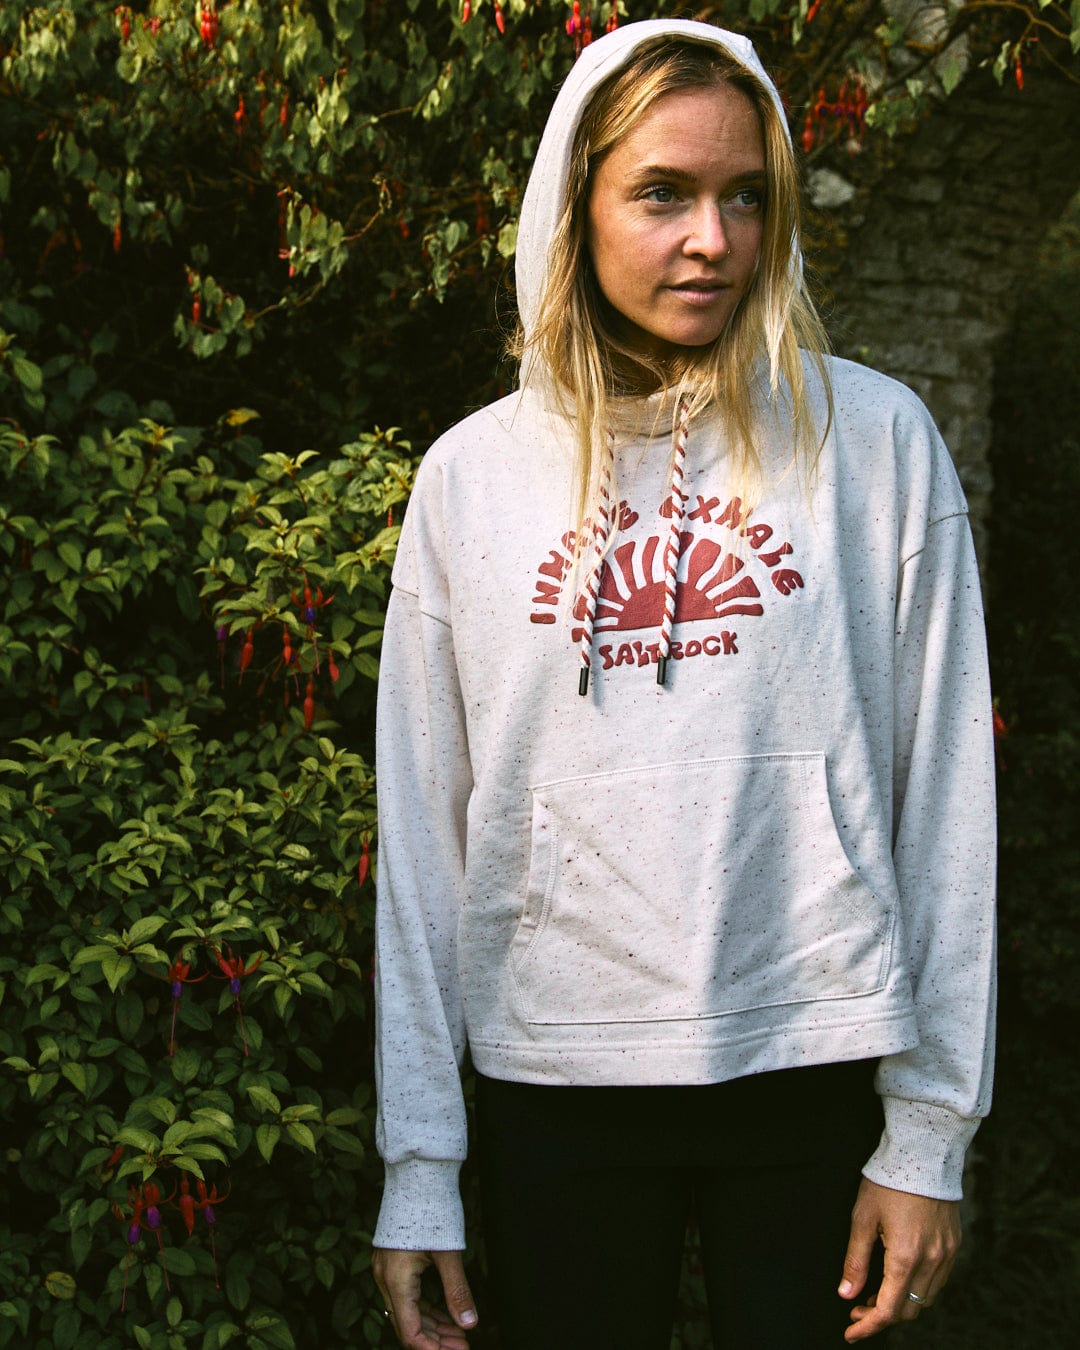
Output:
top-left (373, 1158), bottom-right (465, 1251)
top-left (861, 1096), bottom-right (981, 1200)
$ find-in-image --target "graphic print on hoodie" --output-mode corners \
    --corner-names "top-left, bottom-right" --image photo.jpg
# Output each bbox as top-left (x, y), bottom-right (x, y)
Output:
top-left (528, 490), bottom-right (807, 675)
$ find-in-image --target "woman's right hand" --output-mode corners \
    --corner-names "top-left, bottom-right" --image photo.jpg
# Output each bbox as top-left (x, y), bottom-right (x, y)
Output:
top-left (373, 1248), bottom-right (478, 1350)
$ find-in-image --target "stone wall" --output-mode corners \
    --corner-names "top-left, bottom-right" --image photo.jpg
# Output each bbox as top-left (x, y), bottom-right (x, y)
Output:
top-left (819, 67), bottom-right (1080, 564)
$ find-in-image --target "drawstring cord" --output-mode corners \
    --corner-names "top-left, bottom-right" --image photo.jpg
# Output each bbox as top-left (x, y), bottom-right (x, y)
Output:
top-left (577, 439), bottom-right (614, 697)
top-left (576, 396), bottom-right (691, 695)
top-left (656, 396), bottom-right (690, 686)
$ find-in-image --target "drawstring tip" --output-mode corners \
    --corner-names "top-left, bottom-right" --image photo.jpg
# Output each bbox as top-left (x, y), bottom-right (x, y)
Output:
top-left (656, 656), bottom-right (669, 687)
top-left (578, 667), bottom-right (590, 697)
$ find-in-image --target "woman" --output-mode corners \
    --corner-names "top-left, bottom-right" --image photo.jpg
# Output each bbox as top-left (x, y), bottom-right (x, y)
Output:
top-left (372, 18), bottom-right (995, 1350)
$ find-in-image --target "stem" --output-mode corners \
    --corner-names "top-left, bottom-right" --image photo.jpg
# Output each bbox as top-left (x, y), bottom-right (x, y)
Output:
top-left (234, 994), bottom-right (249, 1056)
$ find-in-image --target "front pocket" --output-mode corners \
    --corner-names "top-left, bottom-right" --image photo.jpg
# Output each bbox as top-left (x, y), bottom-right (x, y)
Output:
top-left (511, 753), bottom-right (892, 1025)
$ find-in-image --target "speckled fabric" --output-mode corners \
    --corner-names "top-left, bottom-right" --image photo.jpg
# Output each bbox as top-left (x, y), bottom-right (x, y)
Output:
top-left (372, 20), bottom-right (996, 1254)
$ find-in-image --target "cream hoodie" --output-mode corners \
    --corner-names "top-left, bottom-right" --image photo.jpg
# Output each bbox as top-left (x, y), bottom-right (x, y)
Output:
top-left (373, 19), bottom-right (995, 1252)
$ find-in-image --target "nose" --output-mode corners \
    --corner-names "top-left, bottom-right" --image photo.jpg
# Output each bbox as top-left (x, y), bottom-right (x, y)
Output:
top-left (684, 201), bottom-right (730, 260)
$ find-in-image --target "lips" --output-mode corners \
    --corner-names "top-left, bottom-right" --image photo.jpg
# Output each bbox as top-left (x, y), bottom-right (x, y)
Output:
top-left (672, 279), bottom-right (726, 290)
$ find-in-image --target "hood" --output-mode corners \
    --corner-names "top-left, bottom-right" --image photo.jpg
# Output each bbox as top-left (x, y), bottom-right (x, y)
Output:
top-left (515, 18), bottom-right (794, 345)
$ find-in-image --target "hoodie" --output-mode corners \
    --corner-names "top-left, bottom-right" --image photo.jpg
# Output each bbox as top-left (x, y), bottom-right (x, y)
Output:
top-left (372, 19), bottom-right (996, 1252)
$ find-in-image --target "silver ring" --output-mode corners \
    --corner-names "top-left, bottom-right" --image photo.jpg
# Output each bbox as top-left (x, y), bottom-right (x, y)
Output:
top-left (907, 1291), bottom-right (927, 1306)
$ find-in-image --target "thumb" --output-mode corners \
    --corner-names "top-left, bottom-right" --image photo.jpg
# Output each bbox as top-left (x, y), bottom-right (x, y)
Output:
top-left (432, 1250), bottom-right (478, 1330)
top-left (839, 1190), bottom-right (878, 1300)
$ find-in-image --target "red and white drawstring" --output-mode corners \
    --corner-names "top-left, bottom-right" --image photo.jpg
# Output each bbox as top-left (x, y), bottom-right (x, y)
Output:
top-left (656, 396), bottom-right (690, 686)
top-left (577, 473), bottom-right (613, 697)
top-left (577, 397), bottom-right (691, 695)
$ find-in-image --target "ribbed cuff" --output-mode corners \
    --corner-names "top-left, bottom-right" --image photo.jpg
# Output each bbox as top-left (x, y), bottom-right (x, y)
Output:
top-left (861, 1096), bottom-right (980, 1201)
top-left (373, 1158), bottom-right (466, 1251)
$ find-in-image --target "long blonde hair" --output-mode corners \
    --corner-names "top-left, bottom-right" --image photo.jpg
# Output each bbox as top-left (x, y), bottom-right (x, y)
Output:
top-left (513, 37), bottom-right (833, 559)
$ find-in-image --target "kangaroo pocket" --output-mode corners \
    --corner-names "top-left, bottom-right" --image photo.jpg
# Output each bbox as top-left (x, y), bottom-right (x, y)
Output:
top-left (511, 753), bottom-right (893, 1026)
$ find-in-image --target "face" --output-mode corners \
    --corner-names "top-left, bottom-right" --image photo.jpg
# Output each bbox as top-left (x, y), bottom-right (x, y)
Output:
top-left (585, 82), bottom-right (766, 364)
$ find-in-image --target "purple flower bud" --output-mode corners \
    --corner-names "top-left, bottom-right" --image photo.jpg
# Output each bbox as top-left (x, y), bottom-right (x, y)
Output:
top-left (127, 1222), bottom-right (141, 1245)
top-left (229, 977), bottom-right (241, 996)
top-left (203, 1205), bottom-right (217, 1226)
top-left (146, 1206), bottom-right (161, 1230)
top-left (172, 980), bottom-right (183, 999)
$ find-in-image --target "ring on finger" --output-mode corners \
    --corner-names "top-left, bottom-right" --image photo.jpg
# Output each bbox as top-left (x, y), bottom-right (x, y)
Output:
top-left (907, 1291), bottom-right (928, 1306)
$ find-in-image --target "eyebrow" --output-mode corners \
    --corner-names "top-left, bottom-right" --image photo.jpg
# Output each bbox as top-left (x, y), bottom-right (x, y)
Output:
top-left (630, 165), bottom-right (767, 188)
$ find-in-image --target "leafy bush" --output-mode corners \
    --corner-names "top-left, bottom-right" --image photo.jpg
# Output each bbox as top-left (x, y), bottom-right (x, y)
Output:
top-left (0, 410), bottom-right (413, 1349)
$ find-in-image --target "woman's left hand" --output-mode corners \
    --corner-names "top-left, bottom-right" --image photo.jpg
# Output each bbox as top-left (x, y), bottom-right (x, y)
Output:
top-left (838, 1176), bottom-right (961, 1341)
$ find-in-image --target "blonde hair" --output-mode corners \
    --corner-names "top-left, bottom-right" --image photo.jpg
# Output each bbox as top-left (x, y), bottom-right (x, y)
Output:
top-left (514, 37), bottom-right (833, 560)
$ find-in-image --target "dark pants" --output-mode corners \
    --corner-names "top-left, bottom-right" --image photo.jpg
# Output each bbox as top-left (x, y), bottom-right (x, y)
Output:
top-left (475, 1061), bottom-right (887, 1350)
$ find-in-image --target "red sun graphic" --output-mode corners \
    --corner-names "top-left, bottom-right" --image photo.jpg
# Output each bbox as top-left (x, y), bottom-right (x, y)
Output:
top-left (572, 533), bottom-right (764, 633)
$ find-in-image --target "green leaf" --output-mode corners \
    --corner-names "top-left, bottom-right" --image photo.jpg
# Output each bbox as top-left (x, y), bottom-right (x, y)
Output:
top-left (225, 1264), bottom-right (251, 1312)
top-left (101, 950), bottom-right (133, 993)
top-left (116, 989), bottom-right (143, 1040)
top-left (280, 1103), bottom-right (320, 1123)
top-left (24, 963), bottom-right (62, 987)
top-left (87, 1038), bottom-right (123, 1058)
top-left (324, 1107), bottom-right (364, 1127)
top-left (168, 1155), bottom-right (204, 1179)
top-left (60, 1062), bottom-right (88, 1094)
top-left (57, 541), bottom-right (82, 572)
top-left (170, 1046), bottom-right (200, 1084)
top-left (191, 1107), bottom-right (235, 1130)
top-left (43, 1271), bottom-right (76, 1300)
top-left (70, 943), bottom-right (117, 969)
top-left (143, 1096), bottom-right (178, 1124)
top-left (114, 1127), bottom-right (159, 1152)
top-left (28, 1071), bottom-right (59, 1099)
top-left (179, 1142), bottom-right (228, 1164)
top-left (12, 356), bottom-right (43, 393)
top-left (70, 1229), bottom-right (92, 1273)
top-left (247, 1084), bottom-right (281, 1114)
top-left (940, 54), bottom-right (965, 96)
top-left (285, 1121), bottom-right (316, 1153)
top-left (255, 1123), bottom-right (281, 1163)
top-left (127, 915), bottom-right (167, 944)
top-left (164, 1249), bottom-right (196, 1276)
top-left (324, 1126), bottom-right (364, 1157)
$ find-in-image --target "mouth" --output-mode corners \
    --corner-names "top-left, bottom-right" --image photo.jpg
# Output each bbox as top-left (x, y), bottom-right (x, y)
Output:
top-left (670, 280), bottom-right (730, 304)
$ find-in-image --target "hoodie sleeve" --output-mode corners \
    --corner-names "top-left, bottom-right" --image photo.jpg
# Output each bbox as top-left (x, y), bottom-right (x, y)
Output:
top-left (861, 491), bottom-right (997, 1201)
top-left (372, 575), bottom-right (473, 1250)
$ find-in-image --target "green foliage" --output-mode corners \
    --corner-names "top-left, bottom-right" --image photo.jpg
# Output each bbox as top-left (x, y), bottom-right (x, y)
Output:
top-left (0, 408), bottom-right (410, 1346)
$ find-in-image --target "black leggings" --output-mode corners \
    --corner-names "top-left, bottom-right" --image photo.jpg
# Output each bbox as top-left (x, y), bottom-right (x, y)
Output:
top-left (475, 1061), bottom-right (887, 1350)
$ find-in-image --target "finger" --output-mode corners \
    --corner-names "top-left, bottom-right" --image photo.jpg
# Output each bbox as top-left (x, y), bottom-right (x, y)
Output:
top-left (845, 1247), bottom-right (933, 1340)
top-left (417, 1302), bottom-right (471, 1349)
top-left (837, 1203), bottom-right (877, 1301)
top-left (432, 1250), bottom-right (479, 1332)
top-left (899, 1243), bottom-right (958, 1314)
top-left (380, 1256), bottom-right (437, 1350)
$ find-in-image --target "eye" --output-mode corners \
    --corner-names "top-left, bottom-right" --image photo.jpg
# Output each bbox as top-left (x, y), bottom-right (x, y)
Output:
top-left (641, 184), bottom-right (678, 205)
top-left (729, 187), bottom-right (764, 212)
